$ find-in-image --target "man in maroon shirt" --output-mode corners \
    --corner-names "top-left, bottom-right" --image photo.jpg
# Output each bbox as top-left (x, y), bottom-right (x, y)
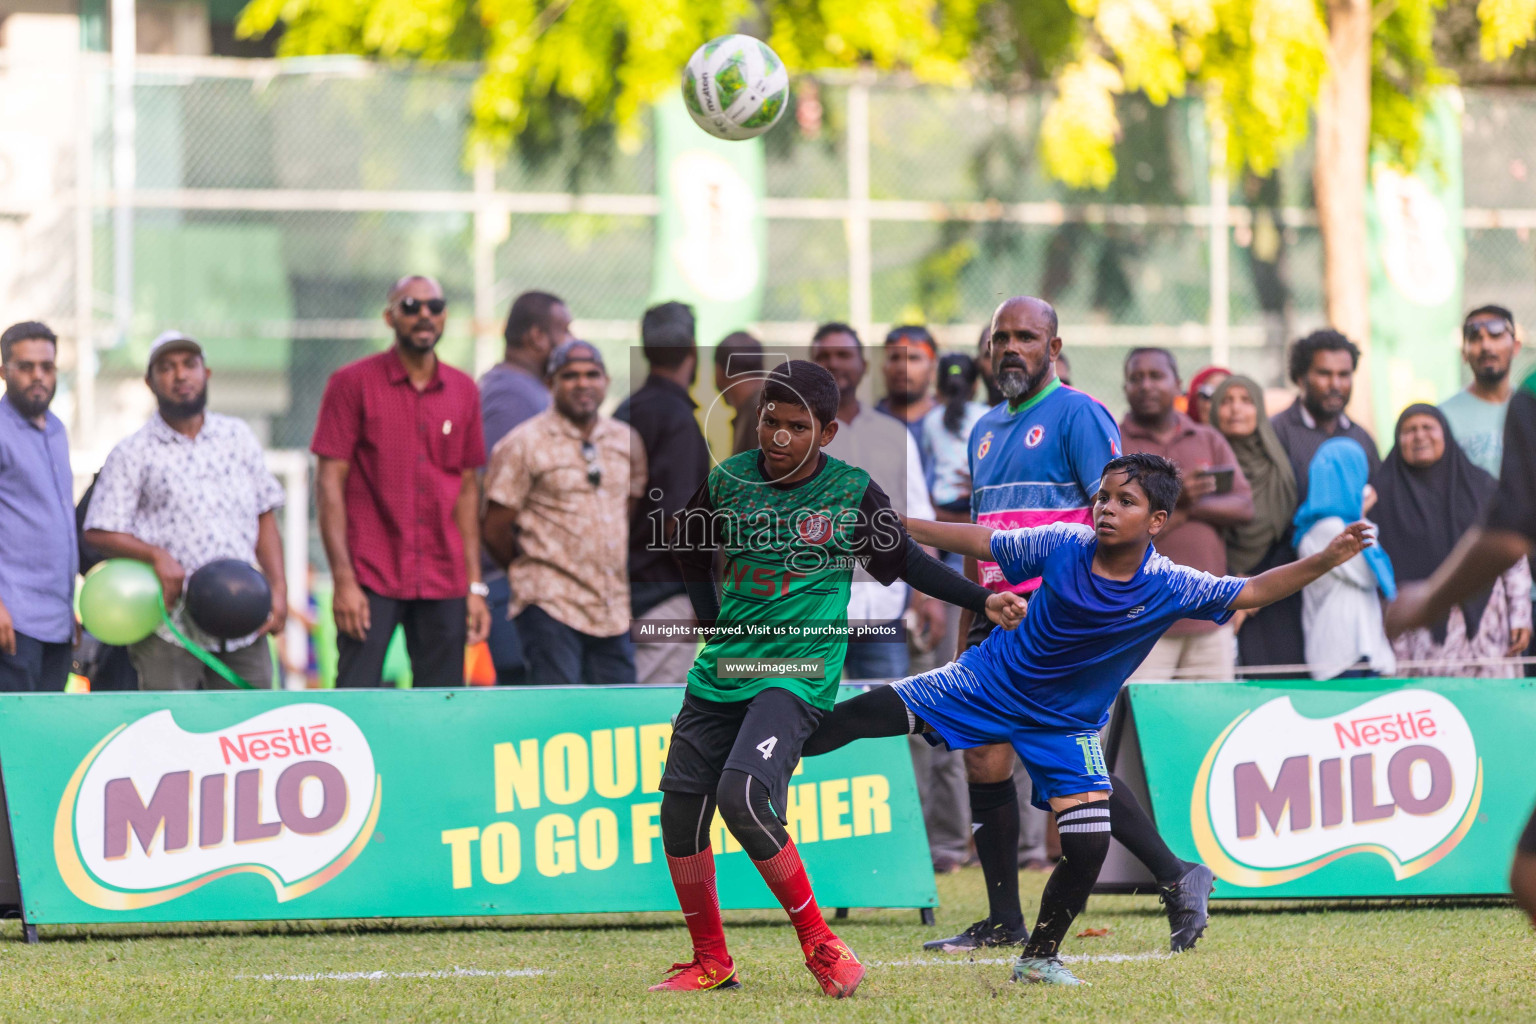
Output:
top-left (1120, 347), bottom-right (1255, 680)
top-left (312, 275), bottom-right (491, 687)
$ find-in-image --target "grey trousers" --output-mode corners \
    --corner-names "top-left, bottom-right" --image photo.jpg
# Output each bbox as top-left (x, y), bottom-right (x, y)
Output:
top-left (129, 633), bottom-right (274, 690)
top-left (632, 593), bottom-right (699, 686)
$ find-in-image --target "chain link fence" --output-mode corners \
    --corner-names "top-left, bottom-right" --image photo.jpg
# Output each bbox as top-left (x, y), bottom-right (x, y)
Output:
top-left (9, 56), bottom-right (1535, 453)
top-left (1, 53), bottom-right (1527, 688)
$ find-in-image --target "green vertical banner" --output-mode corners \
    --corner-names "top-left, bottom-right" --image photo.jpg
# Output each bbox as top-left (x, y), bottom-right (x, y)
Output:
top-left (1367, 87), bottom-right (1466, 446)
top-left (652, 96), bottom-right (767, 346)
top-left (651, 97), bottom-right (767, 451)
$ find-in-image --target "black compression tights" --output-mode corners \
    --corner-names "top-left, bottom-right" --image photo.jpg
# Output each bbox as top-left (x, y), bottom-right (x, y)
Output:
top-left (660, 770), bottom-right (791, 862)
top-left (801, 685), bottom-right (916, 757)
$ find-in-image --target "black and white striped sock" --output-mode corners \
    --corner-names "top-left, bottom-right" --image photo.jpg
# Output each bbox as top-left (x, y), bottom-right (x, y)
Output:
top-left (1021, 802), bottom-right (1113, 958)
top-left (1057, 803), bottom-right (1111, 835)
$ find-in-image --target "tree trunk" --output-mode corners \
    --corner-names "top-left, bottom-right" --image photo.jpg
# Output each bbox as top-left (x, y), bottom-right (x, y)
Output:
top-left (1313, 0), bottom-right (1374, 425)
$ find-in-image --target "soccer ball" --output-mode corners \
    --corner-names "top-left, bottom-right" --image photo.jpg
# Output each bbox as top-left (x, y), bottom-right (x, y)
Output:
top-left (682, 35), bottom-right (790, 141)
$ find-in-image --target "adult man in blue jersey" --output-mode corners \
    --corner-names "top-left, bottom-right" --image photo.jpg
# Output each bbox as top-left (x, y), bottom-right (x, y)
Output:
top-left (930, 296), bottom-right (1214, 954)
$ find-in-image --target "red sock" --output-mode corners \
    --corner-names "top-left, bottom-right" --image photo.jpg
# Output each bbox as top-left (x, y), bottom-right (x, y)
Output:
top-left (754, 840), bottom-right (834, 947)
top-left (666, 849), bottom-right (729, 961)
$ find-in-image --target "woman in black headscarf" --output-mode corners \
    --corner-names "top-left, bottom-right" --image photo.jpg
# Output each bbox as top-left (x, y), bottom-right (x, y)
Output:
top-left (1374, 404), bottom-right (1531, 677)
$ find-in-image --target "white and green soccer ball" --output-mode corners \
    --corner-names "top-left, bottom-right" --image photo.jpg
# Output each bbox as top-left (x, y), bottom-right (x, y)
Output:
top-left (682, 35), bottom-right (790, 141)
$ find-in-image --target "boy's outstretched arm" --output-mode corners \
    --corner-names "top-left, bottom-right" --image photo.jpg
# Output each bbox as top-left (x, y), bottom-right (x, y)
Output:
top-left (857, 485), bottom-right (1025, 631)
top-left (900, 516), bottom-right (996, 562)
top-left (1230, 522), bottom-right (1373, 610)
top-left (896, 537), bottom-right (1026, 631)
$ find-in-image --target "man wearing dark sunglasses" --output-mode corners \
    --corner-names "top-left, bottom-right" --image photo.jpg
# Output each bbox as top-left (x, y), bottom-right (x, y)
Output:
top-left (1442, 305), bottom-right (1523, 478)
top-left (312, 275), bottom-right (491, 689)
top-left (482, 340), bottom-right (646, 686)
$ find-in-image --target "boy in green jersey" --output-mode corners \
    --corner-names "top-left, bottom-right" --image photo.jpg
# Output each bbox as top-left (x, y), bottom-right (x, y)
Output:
top-left (650, 360), bottom-right (1023, 997)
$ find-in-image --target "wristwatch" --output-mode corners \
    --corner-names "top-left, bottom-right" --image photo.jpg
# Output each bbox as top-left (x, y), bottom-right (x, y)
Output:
top-left (469, 581), bottom-right (490, 598)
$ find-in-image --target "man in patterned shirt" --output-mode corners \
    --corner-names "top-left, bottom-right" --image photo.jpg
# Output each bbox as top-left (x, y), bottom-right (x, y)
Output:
top-left (84, 331), bottom-right (287, 689)
top-left (482, 340), bottom-right (646, 685)
top-left (942, 297), bottom-right (1215, 957)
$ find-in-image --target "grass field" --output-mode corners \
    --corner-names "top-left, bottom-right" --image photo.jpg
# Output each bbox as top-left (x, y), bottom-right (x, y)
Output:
top-left (0, 866), bottom-right (1531, 1023)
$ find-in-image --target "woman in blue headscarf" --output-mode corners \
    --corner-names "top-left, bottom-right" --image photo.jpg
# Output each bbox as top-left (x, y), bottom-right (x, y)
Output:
top-left (1293, 437), bottom-right (1397, 679)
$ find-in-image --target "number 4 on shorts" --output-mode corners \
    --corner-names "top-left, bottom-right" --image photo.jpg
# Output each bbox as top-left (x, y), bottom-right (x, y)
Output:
top-left (757, 736), bottom-right (777, 760)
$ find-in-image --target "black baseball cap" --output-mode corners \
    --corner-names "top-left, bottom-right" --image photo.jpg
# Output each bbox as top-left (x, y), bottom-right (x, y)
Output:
top-left (545, 339), bottom-right (605, 377)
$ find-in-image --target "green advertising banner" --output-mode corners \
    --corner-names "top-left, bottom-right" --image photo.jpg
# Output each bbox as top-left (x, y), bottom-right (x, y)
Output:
top-left (0, 688), bottom-right (935, 926)
top-left (1366, 87), bottom-right (1466, 447)
top-left (651, 95), bottom-right (767, 351)
top-left (651, 96), bottom-right (768, 455)
top-left (1127, 677), bottom-right (1536, 898)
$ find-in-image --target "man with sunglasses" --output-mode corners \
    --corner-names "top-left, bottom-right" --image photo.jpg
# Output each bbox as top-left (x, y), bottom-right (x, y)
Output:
top-left (1442, 305), bottom-right (1523, 478)
top-left (482, 340), bottom-right (646, 685)
top-left (0, 321), bottom-right (76, 691)
top-left (312, 275), bottom-right (491, 688)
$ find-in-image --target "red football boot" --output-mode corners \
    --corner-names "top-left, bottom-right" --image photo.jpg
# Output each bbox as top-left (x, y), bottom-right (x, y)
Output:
top-left (803, 936), bottom-right (865, 998)
top-left (648, 952), bottom-right (741, 992)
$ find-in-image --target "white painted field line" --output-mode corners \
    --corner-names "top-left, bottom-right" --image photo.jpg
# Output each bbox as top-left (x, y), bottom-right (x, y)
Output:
top-left (871, 952), bottom-right (1170, 967)
top-left (240, 968), bottom-right (547, 982)
top-left (243, 952), bottom-right (1168, 982)
top-left (1064, 952), bottom-right (1170, 964)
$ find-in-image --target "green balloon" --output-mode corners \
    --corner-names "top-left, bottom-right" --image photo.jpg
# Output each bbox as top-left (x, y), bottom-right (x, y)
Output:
top-left (80, 559), bottom-right (166, 646)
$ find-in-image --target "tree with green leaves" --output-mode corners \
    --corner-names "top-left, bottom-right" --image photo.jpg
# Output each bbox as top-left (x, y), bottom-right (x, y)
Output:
top-left (237, 0), bottom-right (981, 155)
top-left (241, 0), bottom-right (1535, 392)
top-left (1008, 0), bottom-right (1534, 415)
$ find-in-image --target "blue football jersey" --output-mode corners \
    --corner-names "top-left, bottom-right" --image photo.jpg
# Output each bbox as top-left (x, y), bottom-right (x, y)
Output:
top-left (967, 379), bottom-right (1121, 593)
top-left (923, 524), bottom-right (1246, 731)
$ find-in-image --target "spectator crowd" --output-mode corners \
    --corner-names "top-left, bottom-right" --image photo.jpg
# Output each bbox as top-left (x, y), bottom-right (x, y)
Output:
top-left (0, 284), bottom-right (1530, 874)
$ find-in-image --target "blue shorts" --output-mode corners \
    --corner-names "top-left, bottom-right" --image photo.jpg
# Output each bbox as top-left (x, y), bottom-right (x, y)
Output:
top-left (892, 661), bottom-right (1111, 810)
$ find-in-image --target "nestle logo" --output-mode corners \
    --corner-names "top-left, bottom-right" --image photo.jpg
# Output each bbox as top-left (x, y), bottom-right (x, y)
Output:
top-left (219, 725), bottom-right (332, 765)
top-left (1192, 691), bottom-right (1480, 888)
top-left (1333, 711), bottom-right (1436, 750)
top-left (63, 705), bottom-right (379, 910)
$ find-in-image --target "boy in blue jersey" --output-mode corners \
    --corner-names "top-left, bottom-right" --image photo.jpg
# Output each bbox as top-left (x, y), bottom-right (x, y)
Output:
top-left (805, 452), bottom-right (1371, 986)
top-left (943, 297), bottom-right (1207, 958)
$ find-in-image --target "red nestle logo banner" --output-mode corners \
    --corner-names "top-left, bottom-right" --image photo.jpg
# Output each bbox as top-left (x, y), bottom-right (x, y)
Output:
top-left (1191, 691), bottom-right (1480, 888)
top-left (58, 705), bottom-right (380, 910)
top-left (1333, 711), bottom-right (1437, 749)
top-left (219, 725), bottom-right (333, 765)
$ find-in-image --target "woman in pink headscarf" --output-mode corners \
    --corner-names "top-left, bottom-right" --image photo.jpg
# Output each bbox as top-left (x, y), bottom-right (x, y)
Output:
top-left (1186, 366), bottom-right (1230, 424)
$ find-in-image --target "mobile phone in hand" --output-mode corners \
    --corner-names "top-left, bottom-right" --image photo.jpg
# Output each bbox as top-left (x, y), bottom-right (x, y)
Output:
top-left (1200, 465), bottom-right (1236, 494)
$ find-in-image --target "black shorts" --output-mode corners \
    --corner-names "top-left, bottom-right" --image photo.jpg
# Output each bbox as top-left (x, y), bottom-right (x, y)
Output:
top-left (1521, 803), bottom-right (1536, 856)
top-left (660, 687), bottom-right (823, 821)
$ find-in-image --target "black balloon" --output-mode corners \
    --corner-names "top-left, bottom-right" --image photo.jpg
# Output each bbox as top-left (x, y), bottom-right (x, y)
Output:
top-left (185, 559), bottom-right (272, 640)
